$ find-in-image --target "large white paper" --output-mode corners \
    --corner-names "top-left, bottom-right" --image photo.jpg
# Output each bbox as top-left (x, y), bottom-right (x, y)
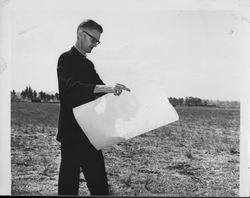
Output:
top-left (73, 81), bottom-right (179, 150)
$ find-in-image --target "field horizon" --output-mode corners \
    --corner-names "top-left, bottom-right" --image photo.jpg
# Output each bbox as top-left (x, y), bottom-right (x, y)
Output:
top-left (13, 90), bottom-right (241, 102)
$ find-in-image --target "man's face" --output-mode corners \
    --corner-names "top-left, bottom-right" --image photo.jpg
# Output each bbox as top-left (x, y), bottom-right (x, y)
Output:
top-left (78, 28), bottom-right (101, 53)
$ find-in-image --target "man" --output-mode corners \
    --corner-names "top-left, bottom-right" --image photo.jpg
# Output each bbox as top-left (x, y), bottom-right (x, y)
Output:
top-left (56, 19), bottom-right (130, 195)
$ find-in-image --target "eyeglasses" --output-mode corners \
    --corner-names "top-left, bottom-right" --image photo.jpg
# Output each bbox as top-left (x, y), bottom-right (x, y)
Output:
top-left (81, 30), bottom-right (101, 45)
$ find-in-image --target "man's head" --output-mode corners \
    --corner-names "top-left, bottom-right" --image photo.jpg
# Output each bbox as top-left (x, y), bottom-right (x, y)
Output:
top-left (76, 19), bottom-right (103, 54)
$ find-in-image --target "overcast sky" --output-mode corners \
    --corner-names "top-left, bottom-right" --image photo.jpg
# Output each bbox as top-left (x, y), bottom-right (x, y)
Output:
top-left (10, 0), bottom-right (243, 101)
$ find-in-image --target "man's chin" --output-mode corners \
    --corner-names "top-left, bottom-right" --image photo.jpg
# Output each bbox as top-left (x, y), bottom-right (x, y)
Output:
top-left (83, 49), bottom-right (92, 54)
top-left (88, 48), bottom-right (93, 53)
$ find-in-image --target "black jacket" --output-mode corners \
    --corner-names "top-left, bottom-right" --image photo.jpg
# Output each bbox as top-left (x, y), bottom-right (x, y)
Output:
top-left (56, 46), bottom-right (105, 144)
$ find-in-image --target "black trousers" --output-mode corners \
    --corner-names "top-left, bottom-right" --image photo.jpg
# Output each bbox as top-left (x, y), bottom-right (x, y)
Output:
top-left (58, 140), bottom-right (109, 195)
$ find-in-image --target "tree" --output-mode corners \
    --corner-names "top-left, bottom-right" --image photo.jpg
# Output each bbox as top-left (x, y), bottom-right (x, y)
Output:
top-left (11, 90), bottom-right (16, 96)
top-left (55, 93), bottom-right (60, 101)
top-left (24, 86), bottom-right (29, 99)
top-left (33, 90), bottom-right (37, 98)
top-left (28, 86), bottom-right (33, 99)
top-left (21, 90), bottom-right (25, 99)
top-left (50, 94), bottom-right (55, 101)
top-left (185, 96), bottom-right (203, 106)
top-left (178, 98), bottom-right (184, 106)
top-left (168, 97), bottom-right (184, 106)
top-left (39, 91), bottom-right (46, 101)
top-left (11, 89), bottom-right (19, 102)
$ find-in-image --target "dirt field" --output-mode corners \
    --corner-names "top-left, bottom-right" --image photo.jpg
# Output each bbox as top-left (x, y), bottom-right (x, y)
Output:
top-left (11, 102), bottom-right (240, 196)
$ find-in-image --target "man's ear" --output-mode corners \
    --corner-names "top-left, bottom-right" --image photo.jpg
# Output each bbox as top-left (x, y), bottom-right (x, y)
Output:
top-left (77, 30), bottom-right (84, 41)
top-left (76, 30), bottom-right (80, 40)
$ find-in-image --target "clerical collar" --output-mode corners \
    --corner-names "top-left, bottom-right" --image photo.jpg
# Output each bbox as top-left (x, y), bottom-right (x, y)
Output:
top-left (74, 45), bottom-right (87, 58)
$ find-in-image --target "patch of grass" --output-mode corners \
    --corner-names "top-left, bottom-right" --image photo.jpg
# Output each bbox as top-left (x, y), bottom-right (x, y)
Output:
top-left (11, 102), bottom-right (239, 196)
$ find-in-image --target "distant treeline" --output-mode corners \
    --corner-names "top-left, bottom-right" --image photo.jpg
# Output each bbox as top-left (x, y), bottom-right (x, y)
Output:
top-left (11, 86), bottom-right (59, 103)
top-left (168, 96), bottom-right (240, 108)
top-left (11, 86), bottom-right (240, 108)
top-left (168, 97), bottom-right (212, 107)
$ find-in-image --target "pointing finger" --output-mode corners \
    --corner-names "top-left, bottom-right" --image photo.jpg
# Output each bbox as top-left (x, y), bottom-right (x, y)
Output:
top-left (116, 84), bottom-right (131, 92)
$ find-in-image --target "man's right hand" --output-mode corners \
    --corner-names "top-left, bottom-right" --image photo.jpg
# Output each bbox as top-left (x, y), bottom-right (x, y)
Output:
top-left (113, 83), bottom-right (130, 96)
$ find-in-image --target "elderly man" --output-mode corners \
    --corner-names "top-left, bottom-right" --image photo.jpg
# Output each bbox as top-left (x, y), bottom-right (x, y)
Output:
top-left (56, 19), bottom-right (130, 195)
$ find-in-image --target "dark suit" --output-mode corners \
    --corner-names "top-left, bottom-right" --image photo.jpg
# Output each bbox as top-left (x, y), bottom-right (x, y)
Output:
top-left (57, 46), bottom-right (109, 195)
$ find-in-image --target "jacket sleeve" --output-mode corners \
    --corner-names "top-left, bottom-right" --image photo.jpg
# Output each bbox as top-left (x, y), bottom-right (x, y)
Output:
top-left (92, 66), bottom-right (108, 99)
top-left (57, 54), bottom-right (97, 108)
